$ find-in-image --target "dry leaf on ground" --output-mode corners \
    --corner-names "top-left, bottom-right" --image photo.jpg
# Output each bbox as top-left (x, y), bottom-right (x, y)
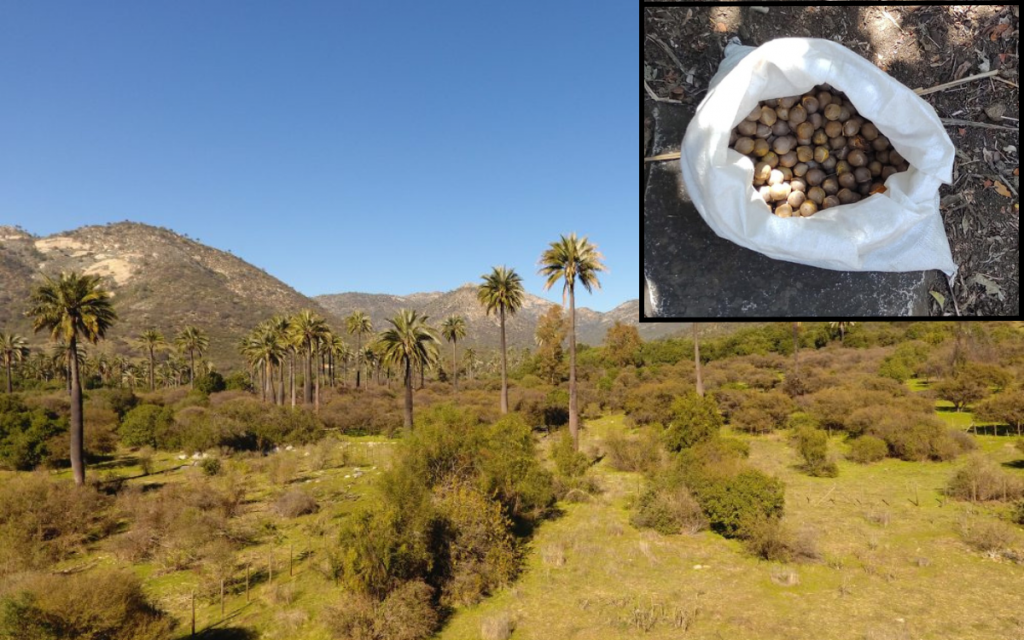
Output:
top-left (994, 182), bottom-right (1012, 197)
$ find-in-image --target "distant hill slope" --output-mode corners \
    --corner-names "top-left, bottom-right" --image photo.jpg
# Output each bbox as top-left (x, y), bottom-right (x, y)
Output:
top-left (315, 289), bottom-right (686, 348)
top-left (0, 222), bottom-right (339, 368)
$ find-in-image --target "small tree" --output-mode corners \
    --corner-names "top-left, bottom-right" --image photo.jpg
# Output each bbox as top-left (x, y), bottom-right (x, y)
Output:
top-left (793, 426), bottom-right (837, 477)
top-left (974, 390), bottom-right (1024, 436)
top-left (933, 375), bottom-right (988, 412)
top-left (663, 392), bottom-right (722, 452)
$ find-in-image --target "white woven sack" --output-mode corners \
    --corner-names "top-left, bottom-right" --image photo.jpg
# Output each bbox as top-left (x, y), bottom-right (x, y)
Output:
top-left (680, 38), bottom-right (957, 276)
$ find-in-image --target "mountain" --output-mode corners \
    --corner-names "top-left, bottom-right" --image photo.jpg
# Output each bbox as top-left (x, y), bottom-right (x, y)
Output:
top-left (315, 289), bottom-right (685, 348)
top-left (0, 221), bottom-right (687, 371)
top-left (0, 222), bottom-right (339, 369)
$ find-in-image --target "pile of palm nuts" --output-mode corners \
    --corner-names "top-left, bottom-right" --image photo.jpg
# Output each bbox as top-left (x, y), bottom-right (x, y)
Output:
top-left (730, 85), bottom-right (910, 218)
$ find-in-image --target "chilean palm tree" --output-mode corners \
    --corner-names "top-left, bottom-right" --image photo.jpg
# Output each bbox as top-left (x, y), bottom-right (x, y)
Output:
top-left (0, 332), bottom-right (30, 393)
top-left (289, 309), bottom-right (328, 409)
top-left (693, 323), bottom-right (704, 397)
top-left (27, 272), bottom-right (117, 485)
top-left (441, 315), bottom-right (468, 393)
top-left (328, 334), bottom-right (350, 388)
top-left (463, 347), bottom-right (477, 382)
top-left (135, 329), bottom-right (165, 392)
top-left (175, 326), bottom-right (209, 389)
top-left (828, 321), bottom-right (856, 343)
top-left (477, 266), bottom-right (525, 414)
top-left (378, 309), bottom-right (440, 430)
top-left (346, 311), bottom-right (373, 389)
top-left (539, 233), bottom-right (607, 451)
top-left (241, 321), bottom-right (285, 404)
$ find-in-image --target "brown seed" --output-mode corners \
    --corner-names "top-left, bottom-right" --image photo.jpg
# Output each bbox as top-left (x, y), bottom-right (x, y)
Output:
top-left (824, 103), bottom-right (842, 121)
top-left (861, 122), bottom-right (879, 140)
top-left (760, 186), bottom-right (773, 203)
top-left (793, 163), bottom-right (809, 178)
top-left (813, 146), bottom-right (829, 163)
top-left (770, 182), bottom-right (791, 201)
top-left (738, 120), bottom-right (758, 136)
top-left (788, 190), bottom-right (807, 208)
top-left (824, 121), bottom-right (843, 138)
top-left (795, 122), bottom-right (815, 140)
top-left (756, 123), bottom-right (773, 139)
top-left (796, 146), bottom-right (814, 163)
top-left (821, 156), bottom-right (837, 172)
top-left (735, 137), bottom-right (756, 155)
top-left (881, 165), bottom-right (897, 180)
top-left (889, 150), bottom-right (904, 167)
top-left (805, 168), bottom-right (826, 187)
top-left (807, 186), bottom-right (826, 204)
top-left (779, 151), bottom-right (798, 168)
top-left (847, 149), bottom-right (867, 167)
top-left (763, 151), bottom-right (779, 168)
top-left (854, 167), bottom-right (872, 183)
top-left (754, 162), bottom-right (772, 182)
top-left (875, 150), bottom-right (890, 165)
top-left (776, 106), bottom-right (790, 122)
top-left (779, 96), bottom-right (799, 109)
top-left (808, 113), bottom-right (824, 130)
top-left (801, 96), bottom-right (819, 114)
top-left (848, 135), bottom-right (868, 151)
top-left (869, 161), bottom-right (882, 177)
top-left (799, 201), bottom-right (819, 217)
top-left (779, 166), bottom-right (794, 181)
top-left (812, 129), bottom-right (829, 145)
top-left (790, 178), bottom-right (807, 193)
top-left (872, 135), bottom-right (890, 151)
top-left (773, 136), bottom-right (794, 155)
top-left (788, 104), bottom-right (807, 125)
top-left (839, 172), bottom-right (857, 190)
top-left (817, 91), bottom-right (833, 107)
top-left (822, 195), bottom-right (841, 210)
top-left (746, 105), bottom-right (762, 121)
top-left (775, 204), bottom-right (794, 218)
top-left (772, 121), bottom-right (792, 137)
top-left (835, 160), bottom-right (851, 175)
top-left (753, 139), bottom-right (770, 157)
top-left (759, 106), bottom-right (778, 126)
top-left (768, 169), bottom-right (785, 186)
top-left (822, 177), bottom-right (839, 195)
top-left (843, 120), bottom-right (861, 137)
top-left (829, 136), bottom-right (847, 150)
top-left (836, 188), bottom-right (856, 204)
top-left (838, 106), bottom-right (851, 122)
top-left (858, 181), bottom-right (872, 195)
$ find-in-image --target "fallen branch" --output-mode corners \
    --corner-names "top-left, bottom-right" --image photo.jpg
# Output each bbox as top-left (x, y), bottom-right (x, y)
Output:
top-left (644, 151), bottom-right (682, 164)
top-left (940, 118), bottom-right (1018, 132)
top-left (992, 76), bottom-right (1018, 89)
top-left (643, 80), bottom-right (683, 105)
top-left (947, 273), bottom-right (962, 317)
top-left (914, 70), bottom-right (999, 96)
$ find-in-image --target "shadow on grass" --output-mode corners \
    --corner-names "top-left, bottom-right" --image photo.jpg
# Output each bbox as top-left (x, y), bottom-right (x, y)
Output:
top-left (1002, 460), bottom-right (1024, 470)
top-left (195, 628), bottom-right (259, 640)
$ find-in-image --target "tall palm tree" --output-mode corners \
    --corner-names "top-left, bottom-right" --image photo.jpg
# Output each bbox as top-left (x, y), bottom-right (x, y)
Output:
top-left (792, 322), bottom-right (801, 374)
top-left (346, 311), bottom-right (373, 389)
top-left (828, 321), bottom-right (856, 343)
top-left (329, 334), bottom-right (350, 388)
top-left (441, 315), bottom-right (467, 393)
top-left (539, 233), bottom-right (607, 451)
top-left (477, 266), bottom-right (525, 414)
top-left (27, 272), bottom-right (117, 485)
top-left (175, 326), bottom-right (209, 389)
top-left (0, 332), bottom-right (30, 393)
top-left (135, 329), bottom-right (165, 392)
top-left (377, 309), bottom-right (440, 430)
top-left (241, 321), bottom-right (285, 404)
top-left (693, 323), bottom-right (704, 397)
top-left (289, 309), bottom-right (328, 409)
top-left (463, 347), bottom-right (477, 381)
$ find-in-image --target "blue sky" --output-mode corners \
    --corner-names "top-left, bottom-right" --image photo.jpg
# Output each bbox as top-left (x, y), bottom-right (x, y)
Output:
top-left (0, 1), bottom-right (636, 312)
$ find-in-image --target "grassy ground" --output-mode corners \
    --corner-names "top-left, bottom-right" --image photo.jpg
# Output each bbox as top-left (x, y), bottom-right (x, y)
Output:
top-left (437, 415), bottom-right (1024, 640)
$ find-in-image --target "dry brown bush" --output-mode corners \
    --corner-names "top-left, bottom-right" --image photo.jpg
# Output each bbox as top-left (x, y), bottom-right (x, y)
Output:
top-left (274, 489), bottom-right (320, 518)
top-left (947, 454), bottom-right (1024, 502)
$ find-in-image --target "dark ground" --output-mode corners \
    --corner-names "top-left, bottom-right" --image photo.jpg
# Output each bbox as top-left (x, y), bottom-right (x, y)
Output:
top-left (644, 5), bottom-right (1019, 317)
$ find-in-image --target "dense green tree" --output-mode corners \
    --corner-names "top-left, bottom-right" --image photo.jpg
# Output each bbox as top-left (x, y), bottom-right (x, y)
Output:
top-left (378, 310), bottom-right (440, 430)
top-left (27, 271), bottom-right (117, 485)
top-left (975, 390), bottom-right (1024, 436)
top-left (477, 266), bottom-right (525, 415)
top-left (934, 375), bottom-right (988, 412)
top-left (663, 392), bottom-right (723, 452)
top-left (174, 326), bottom-right (208, 389)
top-left (346, 311), bottom-right (373, 389)
top-left (534, 305), bottom-right (567, 385)
top-left (694, 323), bottom-right (704, 397)
top-left (604, 320), bottom-right (642, 367)
top-left (0, 332), bottom-right (29, 394)
top-left (441, 315), bottom-right (467, 392)
top-left (539, 233), bottom-right (607, 451)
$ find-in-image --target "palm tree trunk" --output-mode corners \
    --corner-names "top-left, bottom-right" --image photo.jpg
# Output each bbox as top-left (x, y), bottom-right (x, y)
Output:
top-left (189, 350), bottom-right (196, 389)
top-left (304, 348), bottom-right (313, 404)
top-left (5, 359), bottom-right (11, 394)
top-left (356, 333), bottom-right (362, 389)
top-left (403, 358), bottom-right (413, 430)
top-left (568, 287), bottom-right (579, 451)
top-left (419, 362), bottom-right (424, 390)
top-left (290, 353), bottom-right (296, 409)
top-left (149, 347), bottom-right (155, 392)
top-left (452, 340), bottom-right (458, 393)
top-left (314, 351), bottom-right (321, 413)
top-left (499, 307), bottom-right (509, 414)
top-left (266, 361), bottom-right (274, 404)
top-left (792, 322), bottom-right (799, 374)
top-left (693, 323), bottom-right (704, 397)
top-left (69, 335), bottom-right (85, 486)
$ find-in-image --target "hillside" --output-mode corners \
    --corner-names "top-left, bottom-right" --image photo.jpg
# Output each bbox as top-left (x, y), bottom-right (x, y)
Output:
top-left (316, 290), bottom-right (685, 349)
top-left (0, 222), bottom-right (338, 368)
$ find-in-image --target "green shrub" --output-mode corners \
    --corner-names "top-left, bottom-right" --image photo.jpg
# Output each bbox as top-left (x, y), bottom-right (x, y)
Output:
top-left (630, 484), bottom-right (706, 535)
top-left (199, 456), bottom-right (221, 476)
top-left (223, 370), bottom-right (254, 392)
top-left (552, 430), bottom-right (589, 478)
top-left (878, 357), bottom-right (913, 383)
top-left (933, 375), bottom-right (988, 412)
top-left (947, 454), bottom-right (1024, 502)
top-left (0, 569), bottom-right (175, 640)
top-left (0, 395), bottom-right (66, 471)
top-left (103, 388), bottom-right (139, 421)
top-left (729, 391), bottom-right (794, 434)
top-left (119, 404), bottom-right (174, 449)
top-left (194, 371), bottom-right (226, 394)
top-left (742, 517), bottom-right (819, 562)
top-left (663, 392), bottom-right (723, 452)
top-left (866, 410), bottom-right (965, 462)
top-left (693, 470), bottom-right (786, 538)
top-left (1013, 500), bottom-right (1024, 526)
top-left (849, 435), bottom-right (888, 464)
top-left (793, 426), bottom-right (838, 477)
top-left (338, 505), bottom-right (433, 598)
top-left (477, 414), bottom-right (555, 522)
top-left (956, 514), bottom-right (1017, 553)
top-left (603, 430), bottom-right (661, 473)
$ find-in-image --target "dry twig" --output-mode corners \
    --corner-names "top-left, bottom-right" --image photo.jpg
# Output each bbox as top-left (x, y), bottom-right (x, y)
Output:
top-left (947, 274), bottom-right (962, 317)
top-left (940, 118), bottom-right (1018, 132)
top-left (643, 80), bottom-right (683, 105)
top-left (644, 151), bottom-right (682, 164)
top-left (913, 70), bottom-right (1000, 96)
